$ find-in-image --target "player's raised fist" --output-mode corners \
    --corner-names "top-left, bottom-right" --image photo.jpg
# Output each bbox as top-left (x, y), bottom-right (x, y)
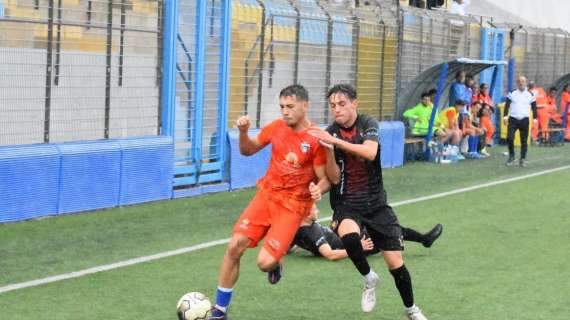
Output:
top-left (309, 182), bottom-right (321, 201)
top-left (236, 115), bottom-right (251, 133)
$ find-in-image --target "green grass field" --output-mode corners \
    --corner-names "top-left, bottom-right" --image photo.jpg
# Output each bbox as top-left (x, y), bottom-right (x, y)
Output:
top-left (1, 146), bottom-right (569, 319)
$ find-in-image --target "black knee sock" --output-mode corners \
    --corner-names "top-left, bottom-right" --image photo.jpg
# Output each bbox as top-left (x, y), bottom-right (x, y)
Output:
top-left (401, 227), bottom-right (425, 244)
top-left (390, 264), bottom-right (414, 308)
top-left (341, 232), bottom-right (370, 276)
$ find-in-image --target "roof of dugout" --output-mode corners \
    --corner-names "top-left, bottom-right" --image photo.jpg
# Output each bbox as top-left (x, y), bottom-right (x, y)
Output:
top-left (551, 73), bottom-right (570, 93)
top-left (397, 58), bottom-right (508, 115)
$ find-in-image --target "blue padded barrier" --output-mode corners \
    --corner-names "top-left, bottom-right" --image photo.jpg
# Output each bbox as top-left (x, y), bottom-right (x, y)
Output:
top-left (228, 129), bottom-right (271, 190)
top-left (57, 141), bottom-right (122, 214)
top-left (0, 137), bottom-right (174, 223)
top-left (390, 121), bottom-right (405, 168)
top-left (0, 144), bottom-right (60, 223)
top-left (119, 137), bottom-right (174, 206)
top-left (378, 121), bottom-right (394, 168)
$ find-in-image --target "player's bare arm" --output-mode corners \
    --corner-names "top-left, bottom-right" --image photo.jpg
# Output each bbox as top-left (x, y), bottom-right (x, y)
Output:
top-left (236, 115), bottom-right (265, 156)
top-left (308, 128), bottom-right (378, 161)
top-left (309, 164), bottom-right (330, 201)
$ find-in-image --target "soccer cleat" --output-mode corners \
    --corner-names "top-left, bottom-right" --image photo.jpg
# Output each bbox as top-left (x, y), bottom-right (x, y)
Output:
top-left (208, 307), bottom-right (229, 320)
top-left (361, 272), bottom-right (379, 313)
top-left (267, 263), bottom-right (283, 285)
top-left (480, 148), bottom-right (490, 157)
top-left (505, 158), bottom-right (516, 167)
top-left (422, 224), bottom-right (443, 248)
top-left (519, 159), bottom-right (528, 167)
top-left (405, 305), bottom-right (428, 320)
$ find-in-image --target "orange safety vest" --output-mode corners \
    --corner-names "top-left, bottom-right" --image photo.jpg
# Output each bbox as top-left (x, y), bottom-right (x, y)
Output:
top-left (561, 92), bottom-right (570, 114)
top-left (530, 87), bottom-right (547, 108)
top-left (476, 93), bottom-right (494, 108)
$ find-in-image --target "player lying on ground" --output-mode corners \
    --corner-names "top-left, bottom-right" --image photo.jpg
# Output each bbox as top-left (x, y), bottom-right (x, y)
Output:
top-left (290, 205), bottom-right (443, 261)
top-left (208, 85), bottom-right (329, 320)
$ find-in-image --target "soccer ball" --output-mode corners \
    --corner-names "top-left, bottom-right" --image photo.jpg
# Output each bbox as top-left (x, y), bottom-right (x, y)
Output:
top-left (176, 292), bottom-right (212, 320)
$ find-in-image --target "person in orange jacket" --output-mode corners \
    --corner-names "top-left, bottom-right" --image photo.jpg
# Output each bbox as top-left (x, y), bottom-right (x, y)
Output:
top-left (560, 84), bottom-right (570, 141)
top-left (529, 82), bottom-right (547, 142)
top-left (476, 83), bottom-right (494, 108)
top-left (539, 87), bottom-right (563, 141)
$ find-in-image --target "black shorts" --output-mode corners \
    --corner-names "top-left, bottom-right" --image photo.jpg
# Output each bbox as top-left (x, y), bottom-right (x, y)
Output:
top-left (331, 205), bottom-right (404, 252)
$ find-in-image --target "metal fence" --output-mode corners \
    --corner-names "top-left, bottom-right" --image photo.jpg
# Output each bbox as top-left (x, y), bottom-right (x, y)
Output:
top-left (397, 7), bottom-right (481, 115)
top-left (0, 0), bottom-right (162, 146)
top-left (171, 0), bottom-right (231, 192)
top-left (229, 0), bottom-right (399, 129)
top-left (507, 26), bottom-right (570, 89)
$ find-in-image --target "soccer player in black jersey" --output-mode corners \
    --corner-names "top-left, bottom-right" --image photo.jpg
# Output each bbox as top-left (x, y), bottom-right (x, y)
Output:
top-left (291, 206), bottom-right (442, 261)
top-left (309, 84), bottom-right (429, 320)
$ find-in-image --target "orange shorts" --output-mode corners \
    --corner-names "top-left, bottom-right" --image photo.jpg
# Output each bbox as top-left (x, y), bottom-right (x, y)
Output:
top-left (232, 190), bottom-right (311, 261)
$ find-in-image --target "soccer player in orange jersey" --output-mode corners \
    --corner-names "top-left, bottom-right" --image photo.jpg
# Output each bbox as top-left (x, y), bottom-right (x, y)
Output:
top-left (207, 85), bottom-right (329, 320)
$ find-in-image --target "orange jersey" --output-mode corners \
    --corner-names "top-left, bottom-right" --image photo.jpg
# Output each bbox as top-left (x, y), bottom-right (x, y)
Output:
top-left (561, 92), bottom-right (570, 114)
top-left (530, 87), bottom-right (547, 107)
top-left (256, 119), bottom-right (326, 212)
top-left (476, 93), bottom-right (494, 108)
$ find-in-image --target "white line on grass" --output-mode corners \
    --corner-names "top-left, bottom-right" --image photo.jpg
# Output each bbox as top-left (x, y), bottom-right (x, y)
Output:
top-left (1, 165), bottom-right (569, 295)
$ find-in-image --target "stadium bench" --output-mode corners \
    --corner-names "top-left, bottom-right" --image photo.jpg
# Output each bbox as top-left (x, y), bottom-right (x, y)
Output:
top-left (405, 137), bottom-right (425, 161)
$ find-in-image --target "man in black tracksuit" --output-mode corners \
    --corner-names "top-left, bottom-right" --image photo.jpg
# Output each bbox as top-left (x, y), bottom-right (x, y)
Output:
top-left (503, 76), bottom-right (538, 167)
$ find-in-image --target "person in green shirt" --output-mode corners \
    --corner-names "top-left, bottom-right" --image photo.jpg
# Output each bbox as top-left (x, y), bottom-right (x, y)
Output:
top-left (403, 92), bottom-right (448, 142)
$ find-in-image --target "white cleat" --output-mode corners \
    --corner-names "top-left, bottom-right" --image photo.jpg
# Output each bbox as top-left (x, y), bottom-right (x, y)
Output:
top-left (361, 273), bottom-right (379, 313)
top-left (405, 305), bottom-right (428, 320)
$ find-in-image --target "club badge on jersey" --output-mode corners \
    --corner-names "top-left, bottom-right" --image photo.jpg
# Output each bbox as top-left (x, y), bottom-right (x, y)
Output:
top-left (300, 142), bottom-right (310, 153)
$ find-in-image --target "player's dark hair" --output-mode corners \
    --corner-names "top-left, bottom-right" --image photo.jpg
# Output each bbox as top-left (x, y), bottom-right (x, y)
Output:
top-left (455, 99), bottom-right (466, 106)
top-left (549, 86), bottom-right (557, 92)
top-left (280, 84), bottom-right (309, 102)
top-left (427, 88), bottom-right (437, 96)
top-left (455, 70), bottom-right (466, 79)
top-left (421, 92), bottom-right (431, 99)
top-left (327, 84), bottom-right (357, 101)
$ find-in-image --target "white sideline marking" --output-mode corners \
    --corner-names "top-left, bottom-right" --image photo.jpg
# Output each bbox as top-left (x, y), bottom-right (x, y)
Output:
top-left (1, 165), bottom-right (569, 295)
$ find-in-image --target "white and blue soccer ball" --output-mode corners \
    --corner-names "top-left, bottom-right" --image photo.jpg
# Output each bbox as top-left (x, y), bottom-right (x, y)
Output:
top-left (176, 292), bottom-right (212, 320)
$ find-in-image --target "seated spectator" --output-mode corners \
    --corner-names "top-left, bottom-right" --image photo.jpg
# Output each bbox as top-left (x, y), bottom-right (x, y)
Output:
top-left (403, 92), bottom-right (448, 142)
top-left (465, 75), bottom-right (477, 107)
top-left (539, 87), bottom-right (563, 141)
top-left (560, 83), bottom-right (570, 141)
top-left (529, 81), bottom-right (548, 142)
top-left (427, 88), bottom-right (438, 102)
top-left (427, 0), bottom-right (445, 9)
top-left (439, 99), bottom-right (464, 147)
top-left (458, 100), bottom-right (484, 157)
top-left (449, 0), bottom-right (470, 16)
top-left (479, 102), bottom-right (495, 148)
top-left (449, 71), bottom-right (468, 107)
top-left (477, 83), bottom-right (494, 108)
top-left (545, 87), bottom-right (562, 124)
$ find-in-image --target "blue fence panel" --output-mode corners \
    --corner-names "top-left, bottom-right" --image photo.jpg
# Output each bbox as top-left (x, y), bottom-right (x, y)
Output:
top-left (172, 0), bottom-right (230, 192)
top-left (0, 145), bottom-right (60, 223)
top-left (480, 28), bottom-right (505, 103)
top-left (228, 130), bottom-right (271, 190)
top-left (119, 137), bottom-right (174, 206)
top-left (57, 141), bottom-right (122, 214)
top-left (379, 121), bottom-right (394, 168)
top-left (391, 121), bottom-right (405, 168)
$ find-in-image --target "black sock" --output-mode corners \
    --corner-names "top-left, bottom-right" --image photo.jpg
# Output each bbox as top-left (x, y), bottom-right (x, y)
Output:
top-left (341, 232), bottom-right (370, 276)
top-left (390, 264), bottom-right (414, 308)
top-left (401, 227), bottom-right (425, 244)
